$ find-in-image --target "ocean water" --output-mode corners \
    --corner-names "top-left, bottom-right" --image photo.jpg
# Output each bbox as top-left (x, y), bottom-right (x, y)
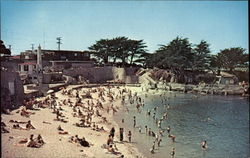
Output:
top-left (114, 91), bottom-right (249, 158)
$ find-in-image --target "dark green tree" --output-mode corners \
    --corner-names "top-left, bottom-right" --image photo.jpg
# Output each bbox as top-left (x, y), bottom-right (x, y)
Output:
top-left (88, 37), bottom-right (148, 67)
top-left (152, 37), bottom-right (194, 69)
top-left (127, 39), bottom-right (147, 65)
top-left (192, 40), bottom-right (211, 70)
top-left (88, 39), bottom-right (112, 64)
top-left (216, 47), bottom-right (248, 71)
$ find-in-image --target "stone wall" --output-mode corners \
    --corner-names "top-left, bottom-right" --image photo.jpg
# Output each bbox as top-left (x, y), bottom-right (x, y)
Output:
top-left (1, 70), bottom-right (24, 109)
top-left (62, 66), bottom-right (138, 84)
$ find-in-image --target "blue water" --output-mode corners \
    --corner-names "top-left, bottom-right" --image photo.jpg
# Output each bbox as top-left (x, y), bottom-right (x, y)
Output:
top-left (114, 91), bottom-right (249, 158)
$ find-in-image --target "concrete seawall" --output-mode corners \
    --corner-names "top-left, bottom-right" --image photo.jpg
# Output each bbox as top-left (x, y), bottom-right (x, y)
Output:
top-left (63, 66), bottom-right (139, 84)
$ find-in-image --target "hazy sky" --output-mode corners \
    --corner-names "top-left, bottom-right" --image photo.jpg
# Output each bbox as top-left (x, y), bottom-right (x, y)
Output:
top-left (1, 1), bottom-right (248, 55)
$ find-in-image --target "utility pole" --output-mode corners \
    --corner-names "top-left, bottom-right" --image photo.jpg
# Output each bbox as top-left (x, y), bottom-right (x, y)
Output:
top-left (56, 37), bottom-right (62, 50)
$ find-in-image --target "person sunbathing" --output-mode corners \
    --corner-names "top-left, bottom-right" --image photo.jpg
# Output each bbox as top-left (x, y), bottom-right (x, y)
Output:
top-left (1, 122), bottom-right (6, 127)
top-left (36, 134), bottom-right (45, 144)
top-left (107, 145), bottom-right (121, 155)
top-left (1, 126), bottom-right (9, 133)
top-left (68, 136), bottom-right (74, 143)
top-left (79, 137), bottom-right (90, 147)
top-left (101, 117), bottom-right (108, 123)
top-left (9, 120), bottom-right (28, 124)
top-left (73, 135), bottom-right (80, 143)
top-left (13, 124), bottom-right (27, 130)
top-left (94, 125), bottom-right (105, 132)
top-left (107, 135), bottom-right (113, 145)
top-left (78, 109), bottom-right (83, 116)
top-left (26, 120), bottom-right (35, 130)
top-left (18, 138), bottom-right (28, 144)
top-left (75, 121), bottom-right (90, 128)
top-left (73, 107), bottom-right (77, 112)
top-left (27, 134), bottom-right (41, 148)
top-left (42, 121), bottom-right (51, 124)
top-left (20, 108), bottom-right (31, 117)
top-left (57, 125), bottom-right (63, 131)
top-left (59, 131), bottom-right (69, 134)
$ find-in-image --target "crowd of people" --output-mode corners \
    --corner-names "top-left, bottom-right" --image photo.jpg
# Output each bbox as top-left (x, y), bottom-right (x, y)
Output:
top-left (1, 84), bottom-right (208, 157)
top-left (116, 88), bottom-right (208, 157)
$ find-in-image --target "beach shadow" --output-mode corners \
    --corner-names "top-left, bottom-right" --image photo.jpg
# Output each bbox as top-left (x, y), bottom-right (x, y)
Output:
top-left (30, 108), bottom-right (41, 111)
top-left (114, 141), bottom-right (124, 144)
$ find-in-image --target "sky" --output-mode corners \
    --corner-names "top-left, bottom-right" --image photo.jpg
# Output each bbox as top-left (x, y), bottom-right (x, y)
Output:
top-left (1, 0), bottom-right (248, 55)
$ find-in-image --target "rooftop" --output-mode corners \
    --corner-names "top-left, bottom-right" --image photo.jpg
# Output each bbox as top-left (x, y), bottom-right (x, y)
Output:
top-left (19, 62), bottom-right (37, 65)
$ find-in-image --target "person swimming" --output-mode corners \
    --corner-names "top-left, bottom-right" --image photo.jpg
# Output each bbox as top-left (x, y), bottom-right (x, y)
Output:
top-left (201, 140), bottom-right (207, 149)
top-left (139, 127), bottom-right (142, 133)
top-left (171, 147), bottom-right (175, 157)
top-left (167, 126), bottom-right (171, 134)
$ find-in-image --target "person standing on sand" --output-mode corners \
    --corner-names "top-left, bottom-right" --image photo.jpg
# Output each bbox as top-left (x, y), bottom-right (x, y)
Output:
top-left (110, 127), bottom-right (115, 138)
top-left (128, 131), bottom-right (132, 142)
top-left (119, 128), bottom-right (124, 142)
top-left (133, 116), bottom-right (136, 127)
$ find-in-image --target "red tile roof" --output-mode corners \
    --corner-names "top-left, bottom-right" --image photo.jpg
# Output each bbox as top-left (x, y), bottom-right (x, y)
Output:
top-left (10, 55), bottom-right (20, 59)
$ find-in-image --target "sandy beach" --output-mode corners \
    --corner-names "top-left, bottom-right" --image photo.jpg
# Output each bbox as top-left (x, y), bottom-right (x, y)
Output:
top-left (1, 85), bottom-right (146, 158)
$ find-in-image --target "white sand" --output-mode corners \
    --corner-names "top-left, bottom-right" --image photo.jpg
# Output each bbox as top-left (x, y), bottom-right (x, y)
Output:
top-left (1, 85), bottom-right (146, 158)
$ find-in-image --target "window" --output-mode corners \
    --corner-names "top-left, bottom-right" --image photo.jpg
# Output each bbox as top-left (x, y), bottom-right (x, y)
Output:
top-left (24, 65), bottom-right (28, 71)
top-left (18, 65), bottom-right (21, 71)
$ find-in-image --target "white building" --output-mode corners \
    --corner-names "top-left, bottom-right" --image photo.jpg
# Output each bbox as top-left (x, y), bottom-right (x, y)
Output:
top-left (18, 62), bottom-right (37, 75)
